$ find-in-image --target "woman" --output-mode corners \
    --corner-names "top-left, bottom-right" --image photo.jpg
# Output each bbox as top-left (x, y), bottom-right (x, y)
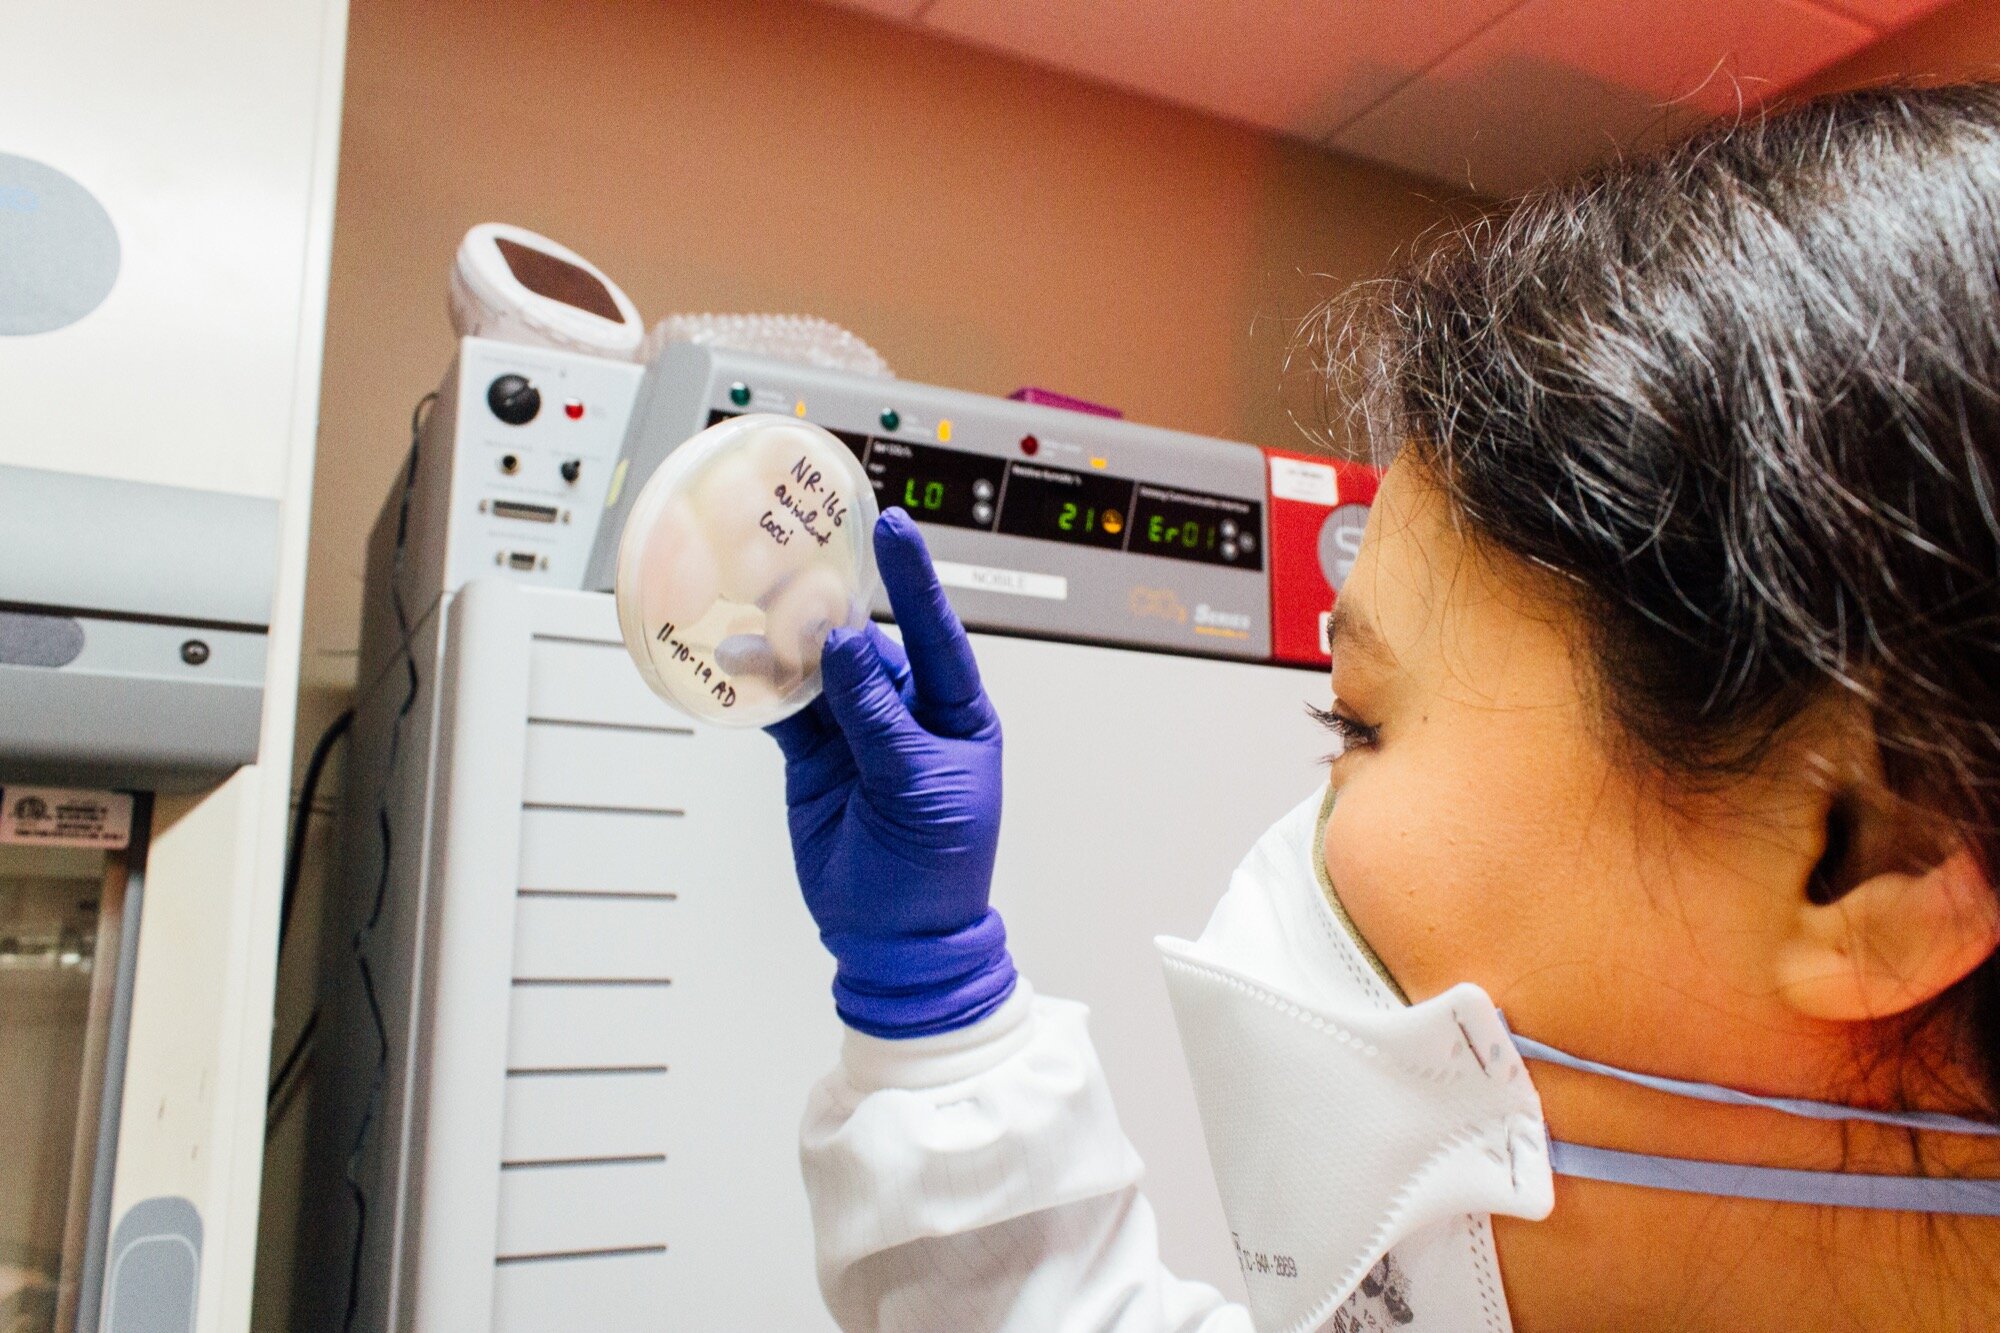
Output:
top-left (767, 84), bottom-right (2000, 1331)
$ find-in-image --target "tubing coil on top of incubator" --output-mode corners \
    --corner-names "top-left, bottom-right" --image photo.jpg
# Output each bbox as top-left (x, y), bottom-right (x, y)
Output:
top-left (614, 413), bottom-right (880, 727)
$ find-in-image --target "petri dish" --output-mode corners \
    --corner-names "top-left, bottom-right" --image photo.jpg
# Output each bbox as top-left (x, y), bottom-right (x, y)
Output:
top-left (614, 413), bottom-right (879, 726)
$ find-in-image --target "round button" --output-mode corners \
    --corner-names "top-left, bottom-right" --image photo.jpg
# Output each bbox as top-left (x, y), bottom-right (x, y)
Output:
top-left (488, 374), bottom-right (541, 426)
top-left (1220, 542), bottom-right (1239, 562)
top-left (879, 408), bottom-right (901, 432)
top-left (729, 382), bottom-right (752, 407)
top-left (564, 400), bottom-right (585, 421)
top-left (973, 479), bottom-right (995, 501)
top-left (973, 501), bottom-right (995, 525)
top-left (180, 639), bottom-right (211, 666)
top-left (1221, 519), bottom-right (1238, 539)
top-left (1237, 531), bottom-right (1256, 553)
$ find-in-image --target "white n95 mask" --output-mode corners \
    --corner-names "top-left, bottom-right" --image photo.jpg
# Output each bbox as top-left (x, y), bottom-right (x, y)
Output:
top-left (1160, 786), bottom-right (2000, 1333)
top-left (1158, 788), bottom-right (1548, 1333)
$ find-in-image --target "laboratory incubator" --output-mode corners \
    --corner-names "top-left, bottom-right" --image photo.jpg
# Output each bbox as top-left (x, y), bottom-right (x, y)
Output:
top-left (295, 229), bottom-right (1372, 1331)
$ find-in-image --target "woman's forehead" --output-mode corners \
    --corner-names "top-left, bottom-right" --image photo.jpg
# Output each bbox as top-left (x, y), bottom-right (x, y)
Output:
top-left (1351, 460), bottom-right (1586, 705)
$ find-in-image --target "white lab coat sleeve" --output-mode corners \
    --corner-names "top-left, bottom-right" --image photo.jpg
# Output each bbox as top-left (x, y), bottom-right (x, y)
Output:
top-left (799, 979), bottom-right (1253, 1333)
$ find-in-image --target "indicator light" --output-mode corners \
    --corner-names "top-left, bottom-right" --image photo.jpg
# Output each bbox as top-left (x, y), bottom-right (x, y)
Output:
top-left (880, 408), bottom-right (901, 431)
top-left (1090, 456), bottom-right (1108, 470)
top-left (938, 419), bottom-right (953, 443)
top-left (729, 382), bottom-right (752, 407)
top-left (1020, 435), bottom-right (1040, 457)
top-left (565, 400), bottom-right (584, 420)
top-left (795, 399), bottom-right (808, 417)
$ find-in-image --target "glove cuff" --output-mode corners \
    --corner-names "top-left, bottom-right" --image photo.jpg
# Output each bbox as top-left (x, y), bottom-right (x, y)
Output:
top-left (828, 909), bottom-right (1018, 1040)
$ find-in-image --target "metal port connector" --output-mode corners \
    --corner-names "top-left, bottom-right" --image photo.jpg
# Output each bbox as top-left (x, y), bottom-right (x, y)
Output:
top-left (491, 499), bottom-right (559, 523)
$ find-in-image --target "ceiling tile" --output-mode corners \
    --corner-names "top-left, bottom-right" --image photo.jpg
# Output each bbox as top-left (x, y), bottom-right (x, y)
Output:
top-left (915, 0), bottom-right (1526, 140)
top-left (1329, 0), bottom-right (1873, 195)
top-left (818, 0), bottom-right (929, 19)
top-left (1810, 0), bottom-right (1954, 28)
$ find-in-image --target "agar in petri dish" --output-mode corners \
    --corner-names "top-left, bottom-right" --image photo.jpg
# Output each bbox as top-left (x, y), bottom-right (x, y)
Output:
top-left (614, 413), bottom-right (879, 726)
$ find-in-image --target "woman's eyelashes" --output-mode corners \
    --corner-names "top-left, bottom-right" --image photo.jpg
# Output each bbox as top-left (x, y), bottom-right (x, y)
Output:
top-left (1308, 702), bottom-right (1381, 761)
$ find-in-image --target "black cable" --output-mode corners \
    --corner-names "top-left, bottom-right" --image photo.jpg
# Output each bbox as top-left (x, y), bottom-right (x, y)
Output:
top-left (281, 707), bottom-right (355, 952)
top-left (265, 1008), bottom-right (318, 1126)
top-left (265, 706), bottom-right (357, 1134)
top-left (341, 389), bottom-right (434, 1332)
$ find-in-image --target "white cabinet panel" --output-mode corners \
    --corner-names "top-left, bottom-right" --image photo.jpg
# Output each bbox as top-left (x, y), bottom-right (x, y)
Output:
top-left (492, 1250), bottom-right (676, 1333)
top-left (517, 808), bottom-right (688, 895)
top-left (513, 895), bottom-right (678, 982)
top-left (522, 721), bottom-right (702, 814)
top-left (528, 635), bottom-right (687, 731)
top-left (496, 1160), bottom-right (671, 1260)
top-left (507, 984), bottom-right (675, 1072)
top-left (0, 0), bottom-right (344, 496)
top-left (502, 1071), bottom-right (672, 1164)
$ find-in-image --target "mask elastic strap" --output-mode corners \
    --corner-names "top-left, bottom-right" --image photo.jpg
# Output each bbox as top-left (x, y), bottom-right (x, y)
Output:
top-left (1508, 1031), bottom-right (2000, 1216)
top-left (1511, 1033), bottom-right (2000, 1136)
top-left (1547, 1140), bottom-right (2000, 1217)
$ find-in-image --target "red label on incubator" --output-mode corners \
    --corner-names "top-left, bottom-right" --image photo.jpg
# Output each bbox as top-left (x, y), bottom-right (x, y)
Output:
top-left (1264, 449), bottom-right (1380, 668)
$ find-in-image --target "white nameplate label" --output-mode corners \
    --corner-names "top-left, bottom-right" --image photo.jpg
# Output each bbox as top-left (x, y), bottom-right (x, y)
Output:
top-left (932, 560), bottom-right (1069, 602)
top-left (1269, 456), bottom-right (1340, 506)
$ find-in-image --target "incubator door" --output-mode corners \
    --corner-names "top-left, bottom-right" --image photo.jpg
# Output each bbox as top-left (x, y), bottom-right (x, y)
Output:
top-left (0, 825), bottom-right (139, 1333)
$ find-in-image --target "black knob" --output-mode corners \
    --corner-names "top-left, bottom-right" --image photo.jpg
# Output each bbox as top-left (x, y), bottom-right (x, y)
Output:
top-left (560, 458), bottom-right (582, 484)
top-left (488, 374), bottom-right (541, 426)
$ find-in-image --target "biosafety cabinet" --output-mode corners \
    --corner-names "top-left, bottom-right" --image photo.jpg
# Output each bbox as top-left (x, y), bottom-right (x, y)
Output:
top-left (0, 1), bottom-right (348, 1329)
top-left (297, 336), bottom-right (1352, 1329)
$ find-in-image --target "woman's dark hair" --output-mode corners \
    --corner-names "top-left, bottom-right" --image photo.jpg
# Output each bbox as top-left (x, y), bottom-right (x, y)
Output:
top-left (1336, 84), bottom-right (2000, 1108)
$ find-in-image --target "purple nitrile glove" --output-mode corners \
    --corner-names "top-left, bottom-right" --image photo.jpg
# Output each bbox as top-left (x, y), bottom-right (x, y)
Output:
top-left (765, 508), bottom-right (1014, 1039)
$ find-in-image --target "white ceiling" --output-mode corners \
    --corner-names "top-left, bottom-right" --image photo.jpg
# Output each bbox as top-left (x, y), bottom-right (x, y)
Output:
top-left (819, 0), bottom-right (1952, 194)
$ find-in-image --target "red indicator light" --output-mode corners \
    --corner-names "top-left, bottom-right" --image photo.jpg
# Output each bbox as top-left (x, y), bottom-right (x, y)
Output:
top-left (564, 400), bottom-right (584, 420)
top-left (1020, 434), bottom-right (1040, 457)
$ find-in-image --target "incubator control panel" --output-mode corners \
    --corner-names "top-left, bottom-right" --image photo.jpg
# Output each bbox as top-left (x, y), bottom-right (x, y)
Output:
top-left (588, 345), bottom-right (1276, 661)
top-left (357, 338), bottom-right (643, 691)
top-left (443, 339), bottom-right (642, 587)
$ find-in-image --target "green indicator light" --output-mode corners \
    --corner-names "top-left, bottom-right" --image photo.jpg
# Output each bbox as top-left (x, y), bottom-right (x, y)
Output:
top-left (729, 382), bottom-right (752, 407)
top-left (879, 408), bottom-right (901, 431)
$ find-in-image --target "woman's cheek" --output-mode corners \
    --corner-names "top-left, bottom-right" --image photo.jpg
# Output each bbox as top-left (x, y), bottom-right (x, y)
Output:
top-left (1321, 774), bottom-right (1411, 943)
top-left (1321, 762), bottom-right (1474, 1002)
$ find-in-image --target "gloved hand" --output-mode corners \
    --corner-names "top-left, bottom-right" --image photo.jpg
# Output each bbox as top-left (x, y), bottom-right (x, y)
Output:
top-left (766, 508), bottom-right (1013, 1039)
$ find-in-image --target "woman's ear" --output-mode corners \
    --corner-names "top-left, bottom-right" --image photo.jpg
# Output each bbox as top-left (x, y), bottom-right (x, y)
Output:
top-left (1774, 822), bottom-right (2000, 1022)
